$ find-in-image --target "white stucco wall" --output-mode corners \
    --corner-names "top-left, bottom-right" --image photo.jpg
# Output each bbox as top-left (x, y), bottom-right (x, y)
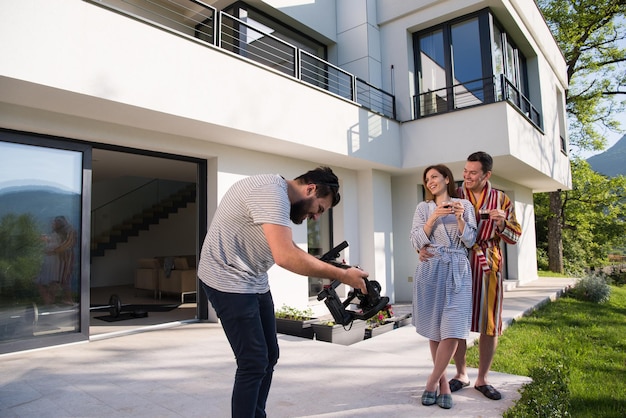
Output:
top-left (390, 173), bottom-right (423, 303)
top-left (0, 0), bottom-right (403, 172)
top-left (0, 0), bottom-right (571, 321)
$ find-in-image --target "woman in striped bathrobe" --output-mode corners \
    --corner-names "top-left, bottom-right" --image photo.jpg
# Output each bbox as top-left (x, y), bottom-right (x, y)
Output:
top-left (411, 164), bottom-right (477, 409)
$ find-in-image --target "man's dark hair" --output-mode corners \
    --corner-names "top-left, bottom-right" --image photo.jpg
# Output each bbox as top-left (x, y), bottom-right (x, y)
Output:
top-left (467, 151), bottom-right (493, 173)
top-left (295, 166), bottom-right (341, 207)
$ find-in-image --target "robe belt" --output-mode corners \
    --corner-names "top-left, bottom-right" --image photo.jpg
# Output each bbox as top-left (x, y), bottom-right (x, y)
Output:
top-left (434, 246), bottom-right (468, 293)
top-left (472, 239), bottom-right (499, 274)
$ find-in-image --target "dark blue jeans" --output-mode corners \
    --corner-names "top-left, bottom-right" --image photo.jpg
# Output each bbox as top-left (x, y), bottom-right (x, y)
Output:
top-left (201, 282), bottom-right (279, 418)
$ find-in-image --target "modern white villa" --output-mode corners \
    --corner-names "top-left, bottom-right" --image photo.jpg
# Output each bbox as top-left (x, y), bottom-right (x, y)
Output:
top-left (0, 0), bottom-right (571, 354)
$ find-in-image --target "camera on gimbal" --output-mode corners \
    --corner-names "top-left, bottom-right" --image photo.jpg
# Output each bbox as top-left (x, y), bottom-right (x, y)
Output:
top-left (316, 241), bottom-right (389, 326)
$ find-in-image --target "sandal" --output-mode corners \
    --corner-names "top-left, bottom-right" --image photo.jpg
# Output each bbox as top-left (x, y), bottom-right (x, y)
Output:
top-left (475, 384), bottom-right (502, 400)
top-left (449, 378), bottom-right (470, 392)
top-left (421, 390), bottom-right (437, 406)
top-left (436, 393), bottom-right (453, 409)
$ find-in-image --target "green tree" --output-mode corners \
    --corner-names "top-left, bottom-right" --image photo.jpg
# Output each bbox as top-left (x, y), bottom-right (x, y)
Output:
top-left (535, 159), bottom-right (626, 274)
top-left (0, 213), bottom-right (44, 299)
top-left (537, 0), bottom-right (626, 272)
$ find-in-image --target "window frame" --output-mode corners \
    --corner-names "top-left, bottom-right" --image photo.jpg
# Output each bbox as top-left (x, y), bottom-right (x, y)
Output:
top-left (0, 129), bottom-right (92, 354)
top-left (413, 8), bottom-right (533, 120)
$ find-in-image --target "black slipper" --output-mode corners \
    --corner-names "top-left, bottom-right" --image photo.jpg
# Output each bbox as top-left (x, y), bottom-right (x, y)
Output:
top-left (475, 384), bottom-right (502, 400)
top-left (449, 378), bottom-right (470, 392)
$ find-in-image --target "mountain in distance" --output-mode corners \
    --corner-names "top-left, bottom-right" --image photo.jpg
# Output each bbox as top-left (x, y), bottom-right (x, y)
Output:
top-left (0, 187), bottom-right (81, 230)
top-left (587, 134), bottom-right (626, 177)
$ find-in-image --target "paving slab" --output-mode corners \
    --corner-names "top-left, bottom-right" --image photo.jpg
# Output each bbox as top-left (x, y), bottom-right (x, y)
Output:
top-left (0, 277), bottom-right (576, 417)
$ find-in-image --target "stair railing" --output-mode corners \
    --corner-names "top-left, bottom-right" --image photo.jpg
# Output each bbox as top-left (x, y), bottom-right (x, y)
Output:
top-left (91, 179), bottom-right (191, 244)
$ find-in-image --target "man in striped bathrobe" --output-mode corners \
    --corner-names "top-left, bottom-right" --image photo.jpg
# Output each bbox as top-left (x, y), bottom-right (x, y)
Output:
top-left (421, 151), bottom-right (522, 400)
top-left (453, 151), bottom-right (522, 400)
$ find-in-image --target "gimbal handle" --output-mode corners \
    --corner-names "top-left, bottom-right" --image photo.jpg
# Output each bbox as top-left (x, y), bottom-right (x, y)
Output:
top-left (316, 241), bottom-right (390, 326)
top-left (319, 240), bottom-right (349, 263)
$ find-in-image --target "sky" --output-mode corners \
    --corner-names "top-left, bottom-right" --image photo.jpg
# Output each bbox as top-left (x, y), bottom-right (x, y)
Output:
top-left (573, 26), bottom-right (625, 159)
top-left (0, 142), bottom-right (82, 193)
top-left (574, 111), bottom-right (626, 159)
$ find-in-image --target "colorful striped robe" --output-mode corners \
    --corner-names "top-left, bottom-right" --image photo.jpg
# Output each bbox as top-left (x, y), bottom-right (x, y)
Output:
top-left (458, 181), bottom-right (522, 336)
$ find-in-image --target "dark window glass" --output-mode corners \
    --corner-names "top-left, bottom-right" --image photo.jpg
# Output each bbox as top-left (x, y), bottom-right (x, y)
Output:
top-left (505, 35), bottom-right (518, 87)
top-left (414, 9), bottom-right (535, 121)
top-left (224, 2), bottom-right (326, 59)
top-left (306, 211), bottom-right (343, 299)
top-left (491, 23), bottom-right (504, 100)
top-left (451, 17), bottom-right (484, 107)
top-left (418, 29), bottom-right (447, 115)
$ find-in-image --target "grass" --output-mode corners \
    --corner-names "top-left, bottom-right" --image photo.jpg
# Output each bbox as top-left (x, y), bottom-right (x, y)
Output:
top-left (537, 269), bottom-right (572, 278)
top-left (465, 285), bottom-right (626, 417)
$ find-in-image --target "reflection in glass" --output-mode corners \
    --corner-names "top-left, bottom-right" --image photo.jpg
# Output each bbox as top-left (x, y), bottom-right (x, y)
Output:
top-left (451, 18), bottom-right (484, 107)
top-left (307, 211), bottom-right (335, 299)
top-left (36, 216), bottom-right (77, 305)
top-left (419, 29), bottom-right (447, 115)
top-left (414, 10), bottom-right (535, 121)
top-left (0, 141), bottom-right (82, 343)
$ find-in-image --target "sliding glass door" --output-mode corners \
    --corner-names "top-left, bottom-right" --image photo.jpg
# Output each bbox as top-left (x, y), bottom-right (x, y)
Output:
top-left (0, 130), bottom-right (90, 353)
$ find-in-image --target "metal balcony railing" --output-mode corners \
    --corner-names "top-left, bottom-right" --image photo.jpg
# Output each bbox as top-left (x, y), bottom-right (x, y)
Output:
top-left (501, 76), bottom-right (542, 129)
top-left (90, 0), bottom-right (396, 119)
top-left (414, 75), bottom-right (543, 130)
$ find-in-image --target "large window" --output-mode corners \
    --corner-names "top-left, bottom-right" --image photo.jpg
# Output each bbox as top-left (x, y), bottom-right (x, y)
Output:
top-left (223, 2), bottom-right (326, 59)
top-left (418, 29), bottom-right (447, 115)
top-left (307, 211), bottom-right (335, 299)
top-left (0, 131), bottom-right (89, 352)
top-left (414, 9), bottom-right (536, 125)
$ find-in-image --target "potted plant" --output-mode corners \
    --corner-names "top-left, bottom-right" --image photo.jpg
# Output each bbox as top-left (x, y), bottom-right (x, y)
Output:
top-left (312, 319), bottom-right (368, 345)
top-left (392, 312), bottom-right (412, 329)
top-left (364, 304), bottom-right (395, 339)
top-left (274, 304), bottom-right (318, 339)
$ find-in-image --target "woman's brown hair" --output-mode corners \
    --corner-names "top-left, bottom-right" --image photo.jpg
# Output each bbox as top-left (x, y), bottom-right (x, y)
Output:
top-left (423, 164), bottom-right (458, 201)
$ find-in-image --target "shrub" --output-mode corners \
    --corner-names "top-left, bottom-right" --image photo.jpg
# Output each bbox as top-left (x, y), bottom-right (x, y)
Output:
top-left (567, 272), bottom-right (611, 303)
top-left (606, 267), bottom-right (626, 287)
top-left (536, 247), bottom-right (549, 271)
top-left (504, 358), bottom-right (570, 418)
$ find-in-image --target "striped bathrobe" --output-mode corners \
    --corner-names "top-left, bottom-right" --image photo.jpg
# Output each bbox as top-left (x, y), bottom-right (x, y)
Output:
top-left (411, 199), bottom-right (476, 342)
top-left (458, 182), bottom-right (522, 336)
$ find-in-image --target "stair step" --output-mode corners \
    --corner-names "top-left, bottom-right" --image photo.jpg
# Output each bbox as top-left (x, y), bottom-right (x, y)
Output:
top-left (91, 182), bottom-right (196, 258)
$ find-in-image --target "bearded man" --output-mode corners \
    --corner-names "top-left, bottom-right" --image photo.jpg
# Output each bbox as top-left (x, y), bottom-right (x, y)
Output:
top-left (198, 166), bottom-right (369, 418)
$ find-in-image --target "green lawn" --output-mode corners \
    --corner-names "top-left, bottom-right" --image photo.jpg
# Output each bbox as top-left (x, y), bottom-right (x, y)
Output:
top-left (537, 270), bottom-right (572, 278)
top-left (465, 285), bottom-right (626, 417)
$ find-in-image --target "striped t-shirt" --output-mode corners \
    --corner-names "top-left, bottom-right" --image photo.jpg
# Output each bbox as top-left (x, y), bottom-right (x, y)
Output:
top-left (197, 174), bottom-right (291, 294)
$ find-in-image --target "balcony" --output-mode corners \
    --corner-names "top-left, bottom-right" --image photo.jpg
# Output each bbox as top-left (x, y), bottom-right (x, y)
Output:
top-left (414, 75), bottom-right (542, 131)
top-left (92, 0), bottom-right (395, 120)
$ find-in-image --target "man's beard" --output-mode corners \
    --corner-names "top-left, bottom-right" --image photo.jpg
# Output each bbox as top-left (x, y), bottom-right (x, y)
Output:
top-left (290, 198), bottom-right (311, 224)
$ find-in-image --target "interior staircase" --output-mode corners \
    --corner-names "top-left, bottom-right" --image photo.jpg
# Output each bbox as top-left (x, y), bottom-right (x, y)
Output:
top-left (90, 183), bottom-right (196, 258)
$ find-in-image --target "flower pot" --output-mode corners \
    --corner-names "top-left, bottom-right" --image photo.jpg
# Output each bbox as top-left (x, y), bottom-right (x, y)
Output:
top-left (391, 313), bottom-right (412, 329)
top-left (364, 321), bottom-right (395, 339)
top-left (312, 320), bottom-right (367, 345)
top-left (275, 317), bottom-right (318, 339)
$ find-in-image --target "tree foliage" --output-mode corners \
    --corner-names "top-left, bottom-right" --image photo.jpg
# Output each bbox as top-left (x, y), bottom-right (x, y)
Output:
top-left (538, 0), bottom-right (626, 153)
top-left (535, 159), bottom-right (626, 274)
top-left (536, 0), bottom-right (625, 273)
top-left (0, 213), bottom-right (44, 299)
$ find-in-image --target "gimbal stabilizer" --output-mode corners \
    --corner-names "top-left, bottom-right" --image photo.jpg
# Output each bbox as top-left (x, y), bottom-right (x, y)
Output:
top-left (316, 241), bottom-right (390, 326)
